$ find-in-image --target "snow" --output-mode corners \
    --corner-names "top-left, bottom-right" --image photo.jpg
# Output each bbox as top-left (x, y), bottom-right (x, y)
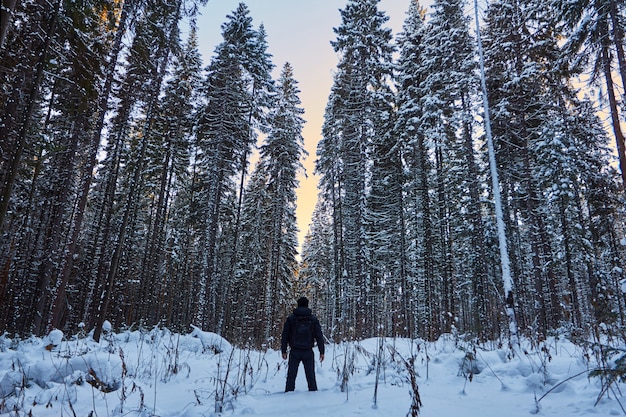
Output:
top-left (45, 329), bottom-right (64, 347)
top-left (190, 324), bottom-right (232, 353)
top-left (0, 328), bottom-right (623, 417)
top-left (102, 319), bottom-right (112, 333)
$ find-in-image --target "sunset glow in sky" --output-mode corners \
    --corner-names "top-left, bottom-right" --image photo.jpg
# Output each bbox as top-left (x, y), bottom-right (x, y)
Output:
top-left (196, 1), bottom-right (431, 252)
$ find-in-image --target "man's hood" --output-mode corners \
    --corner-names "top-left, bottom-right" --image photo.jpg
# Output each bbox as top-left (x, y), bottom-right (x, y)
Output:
top-left (293, 306), bottom-right (312, 316)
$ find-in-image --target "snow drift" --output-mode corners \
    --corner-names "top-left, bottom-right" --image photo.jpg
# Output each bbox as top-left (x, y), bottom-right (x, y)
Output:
top-left (0, 327), bottom-right (623, 416)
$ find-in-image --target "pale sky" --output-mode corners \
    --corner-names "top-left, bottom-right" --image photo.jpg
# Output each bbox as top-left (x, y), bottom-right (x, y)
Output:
top-left (195, 1), bottom-right (431, 252)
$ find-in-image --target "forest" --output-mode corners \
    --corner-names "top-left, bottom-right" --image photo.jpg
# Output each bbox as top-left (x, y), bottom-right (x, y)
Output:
top-left (1, 0), bottom-right (626, 350)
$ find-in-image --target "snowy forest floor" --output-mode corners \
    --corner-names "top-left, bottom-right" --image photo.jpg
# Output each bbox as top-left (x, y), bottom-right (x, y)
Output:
top-left (0, 326), bottom-right (624, 417)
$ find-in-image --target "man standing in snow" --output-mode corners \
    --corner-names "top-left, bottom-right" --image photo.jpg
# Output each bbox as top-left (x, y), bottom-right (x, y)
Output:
top-left (281, 296), bottom-right (325, 392)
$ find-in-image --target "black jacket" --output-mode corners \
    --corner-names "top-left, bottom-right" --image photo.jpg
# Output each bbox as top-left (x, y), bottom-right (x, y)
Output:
top-left (280, 306), bottom-right (325, 354)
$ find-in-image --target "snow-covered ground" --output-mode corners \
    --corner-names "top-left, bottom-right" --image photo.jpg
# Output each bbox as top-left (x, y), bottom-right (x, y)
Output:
top-left (0, 325), bottom-right (623, 416)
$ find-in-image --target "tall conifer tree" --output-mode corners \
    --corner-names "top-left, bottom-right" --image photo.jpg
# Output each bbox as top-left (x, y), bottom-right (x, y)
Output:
top-left (234, 63), bottom-right (305, 346)
top-left (194, 3), bottom-right (274, 331)
top-left (395, 1), bottom-right (431, 340)
top-left (482, 0), bottom-right (624, 337)
top-left (316, 0), bottom-right (394, 339)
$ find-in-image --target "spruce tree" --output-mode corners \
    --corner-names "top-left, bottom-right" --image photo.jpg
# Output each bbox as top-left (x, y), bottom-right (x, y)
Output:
top-left (557, 0), bottom-right (626, 188)
top-left (422, 0), bottom-right (495, 339)
top-left (316, 0), bottom-right (394, 339)
top-left (87, 0), bottom-right (185, 341)
top-left (482, 0), bottom-right (624, 337)
top-left (194, 3), bottom-right (274, 331)
top-left (234, 62), bottom-right (305, 347)
top-left (299, 200), bottom-right (335, 338)
top-left (395, 1), bottom-right (431, 340)
top-left (0, 0), bottom-right (119, 335)
top-left (128, 26), bottom-right (203, 328)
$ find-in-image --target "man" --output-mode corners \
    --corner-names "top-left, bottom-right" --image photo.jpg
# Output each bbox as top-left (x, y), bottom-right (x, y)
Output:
top-left (280, 296), bottom-right (325, 392)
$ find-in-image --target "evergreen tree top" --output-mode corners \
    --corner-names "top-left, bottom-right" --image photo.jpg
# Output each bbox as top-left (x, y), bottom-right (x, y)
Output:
top-left (331, 0), bottom-right (394, 62)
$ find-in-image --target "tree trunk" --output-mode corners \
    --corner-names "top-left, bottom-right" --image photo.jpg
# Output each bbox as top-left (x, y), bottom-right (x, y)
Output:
top-left (601, 31), bottom-right (626, 188)
top-left (203, 160), bottom-right (225, 328)
top-left (397, 165), bottom-right (411, 339)
top-left (82, 126), bottom-right (123, 329)
top-left (416, 133), bottom-right (435, 341)
top-left (435, 144), bottom-right (452, 336)
top-left (33, 121), bottom-right (81, 335)
top-left (0, 0), bottom-right (18, 49)
top-left (50, 0), bottom-right (131, 330)
top-left (331, 162), bottom-right (344, 341)
top-left (93, 112), bottom-right (153, 342)
top-left (0, 0), bottom-right (60, 232)
top-left (92, 0), bottom-right (180, 340)
top-left (218, 143), bottom-right (250, 337)
top-left (474, 0), bottom-right (517, 342)
top-left (136, 139), bottom-right (171, 324)
top-left (461, 94), bottom-right (490, 340)
top-left (609, 0), bottom-right (626, 103)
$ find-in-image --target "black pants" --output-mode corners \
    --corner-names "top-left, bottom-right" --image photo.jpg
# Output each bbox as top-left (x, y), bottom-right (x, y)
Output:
top-left (285, 349), bottom-right (317, 391)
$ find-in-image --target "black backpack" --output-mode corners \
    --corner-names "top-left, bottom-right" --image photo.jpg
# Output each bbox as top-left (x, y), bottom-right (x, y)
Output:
top-left (291, 315), bottom-right (313, 349)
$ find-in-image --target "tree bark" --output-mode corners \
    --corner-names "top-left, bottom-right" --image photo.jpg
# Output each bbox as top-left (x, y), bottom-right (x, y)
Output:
top-left (461, 94), bottom-right (490, 340)
top-left (602, 43), bottom-right (626, 188)
top-left (0, 0), bottom-right (60, 232)
top-left (92, 0), bottom-right (180, 341)
top-left (50, 0), bottom-right (131, 330)
top-left (609, 0), bottom-right (626, 103)
top-left (0, 0), bottom-right (17, 49)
